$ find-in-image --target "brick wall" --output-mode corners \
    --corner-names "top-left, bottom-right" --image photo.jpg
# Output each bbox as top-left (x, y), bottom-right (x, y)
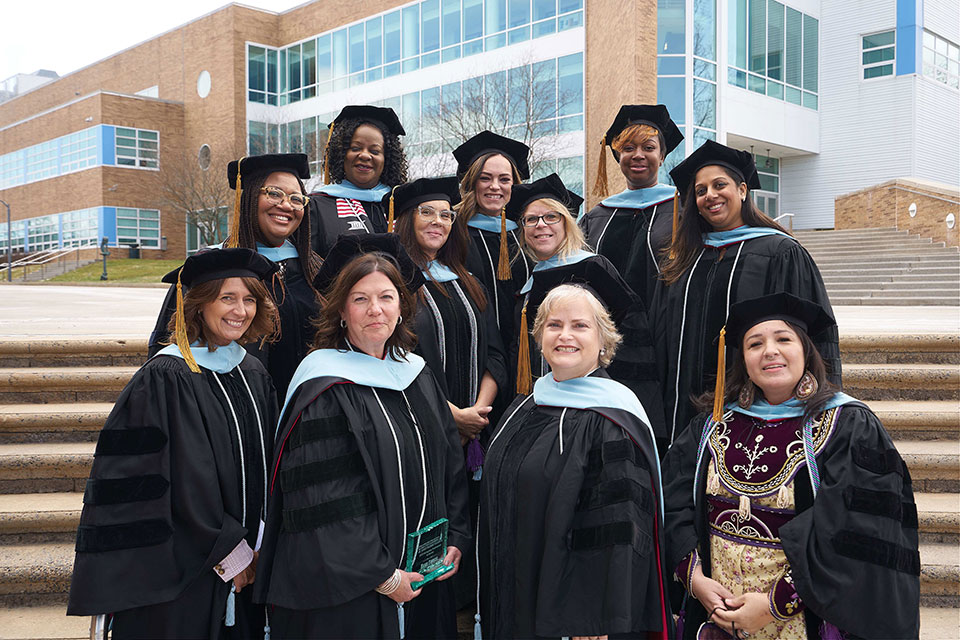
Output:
top-left (835, 178), bottom-right (960, 248)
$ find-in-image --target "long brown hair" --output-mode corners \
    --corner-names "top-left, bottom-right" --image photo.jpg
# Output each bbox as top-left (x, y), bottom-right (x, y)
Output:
top-left (310, 253), bottom-right (418, 361)
top-left (455, 152), bottom-right (523, 224)
top-left (166, 276), bottom-right (279, 349)
top-left (695, 321), bottom-right (837, 423)
top-left (660, 165), bottom-right (789, 285)
top-left (395, 207), bottom-right (487, 310)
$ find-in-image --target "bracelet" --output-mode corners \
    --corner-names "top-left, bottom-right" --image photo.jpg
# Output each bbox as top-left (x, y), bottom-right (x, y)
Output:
top-left (375, 569), bottom-right (402, 595)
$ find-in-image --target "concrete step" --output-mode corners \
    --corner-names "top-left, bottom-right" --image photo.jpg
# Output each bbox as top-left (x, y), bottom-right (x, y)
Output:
top-left (869, 400), bottom-right (960, 439)
top-left (825, 281), bottom-right (959, 291)
top-left (867, 288), bottom-right (960, 298)
top-left (824, 273), bottom-right (959, 283)
top-left (0, 603), bottom-right (87, 639)
top-left (919, 542), bottom-right (960, 608)
top-left (0, 493), bottom-right (80, 545)
top-left (820, 265), bottom-right (960, 277)
top-left (805, 246), bottom-right (954, 258)
top-left (919, 607), bottom-right (960, 639)
top-left (843, 363), bottom-right (960, 401)
top-left (839, 334), bottom-right (959, 364)
top-left (0, 443), bottom-right (93, 494)
top-left (829, 296), bottom-right (959, 306)
top-left (0, 339), bottom-right (147, 369)
top-left (896, 440), bottom-right (960, 493)
top-left (814, 256), bottom-right (960, 268)
top-left (0, 367), bottom-right (136, 404)
top-left (916, 493), bottom-right (960, 544)
top-left (0, 543), bottom-right (73, 599)
top-left (0, 404), bottom-right (108, 444)
top-left (794, 227), bottom-right (911, 238)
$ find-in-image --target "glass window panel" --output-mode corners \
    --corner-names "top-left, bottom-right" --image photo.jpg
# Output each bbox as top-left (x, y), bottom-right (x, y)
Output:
top-left (533, 59), bottom-right (556, 121)
top-left (508, 25), bottom-right (530, 43)
top-left (333, 29), bottom-right (348, 77)
top-left (267, 49), bottom-right (277, 94)
top-left (403, 5), bottom-right (420, 58)
top-left (659, 56), bottom-right (685, 74)
top-left (366, 18), bottom-right (382, 69)
top-left (559, 0), bottom-right (581, 11)
top-left (693, 128), bottom-right (716, 149)
top-left (279, 49), bottom-right (287, 96)
top-left (864, 64), bottom-right (893, 79)
top-left (693, 79), bottom-right (716, 129)
top-left (508, 66), bottom-right (529, 125)
top-left (767, 1), bottom-right (784, 80)
top-left (383, 12), bottom-right (402, 63)
top-left (784, 7), bottom-right (802, 86)
top-left (317, 35), bottom-right (332, 83)
top-left (288, 44), bottom-right (302, 91)
top-left (249, 121), bottom-right (266, 155)
top-left (729, 0), bottom-right (747, 68)
top-left (657, 76), bottom-right (685, 124)
top-left (533, 18), bottom-right (556, 38)
top-left (442, 0), bottom-right (460, 46)
top-left (694, 57), bottom-right (716, 80)
top-left (558, 114), bottom-right (583, 132)
top-left (802, 15), bottom-right (818, 91)
top-left (117, 127), bottom-right (136, 138)
top-left (767, 80), bottom-right (783, 98)
top-left (863, 31), bottom-right (895, 49)
top-left (486, 33), bottom-right (507, 49)
top-left (463, 0), bottom-right (484, 40)
top-left (349, 24), bottom-right (364, 73)
top-left (558, 52), bottom-right (583, 116)
top-left (534, 0), bottom-right (556, 20)
top-left (509, 0), bottom-right (530, 27)
top-left (423, 51), bottom-right (441, 67)
top-left (658, 0), bottom-right (685, 54)
top-left (423, 0), bottom-right (441, 52)
top-left (758, 174), bottom-right (779, 191)
top-left (802, 91), bottom-right (817, 109)
top-left (248, 45), bottom-right (266, 92)
top-left (487, 0), bottom-right (507, 33)
top-left (403, 58), bottom-right (421, 72)
top-left (558, 10), bottom-right (582, 29)
top-left (693, 0), bottom-right (716, 60)
top-left (485, 71), bottom-right (508, 124)
top-left (748, 73), bottom-right (765, 93)
top-left (303, 39), bottom-right (317, 88)
top-left (863, 48), bottom-right (895, 64)
top-left (748, 0), bottom-right (766, 73)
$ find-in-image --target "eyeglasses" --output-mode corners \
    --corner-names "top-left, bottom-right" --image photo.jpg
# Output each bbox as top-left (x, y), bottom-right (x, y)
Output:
top-left (416, 205), bottom-right (457, 225)
top-left (260, 186), bottom-right (310, 211)
top-left (521, 212), bottom-right (564, 227)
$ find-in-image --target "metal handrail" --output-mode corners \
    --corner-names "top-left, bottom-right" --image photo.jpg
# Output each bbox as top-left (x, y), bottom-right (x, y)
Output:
top-left (12, 242), bottom-right (95, 281)
top-left (773, 212), bottom-right (795, 233)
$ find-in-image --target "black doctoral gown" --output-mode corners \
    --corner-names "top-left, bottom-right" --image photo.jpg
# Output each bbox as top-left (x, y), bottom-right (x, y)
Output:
top-left (579, 199), bottom-right (674, 307)
top-left (464, 224), bottom-right (531, 352)
top-left (651, 233), bottom-right (841, 444)
top-left (480, 370), bottom-right (673, 640)
top-left (67, 354), bottom-right (277, 639)
top-left (146, 256), bottom-right (319, 403)
top-left (662, 404), bottom-right (921, 639)
top-left (308, 192), bottom-right (387, 259)
top-left (254, 365), bottom-right (471, 639)
top-left (509, 254), bottom-right (667, 446)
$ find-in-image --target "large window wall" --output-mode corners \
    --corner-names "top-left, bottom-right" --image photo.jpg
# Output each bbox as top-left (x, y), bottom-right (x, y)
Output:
top-left (247, 0), bottom-right (584, 105)
top-left (923, 30), bottom-right (959, 89)
top-left (728, 0), bottom-right (818, 109)
top-left (0, 206), bottom-right (160, 253)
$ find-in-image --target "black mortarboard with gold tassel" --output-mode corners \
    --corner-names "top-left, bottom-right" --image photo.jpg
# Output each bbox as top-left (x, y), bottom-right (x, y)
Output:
top-left (322, 105), bottom-right (406, 186)
top-left (453, 131), bottom-right (530, 280)
top-left (161, 248), bottom-right (279, 373)
top-left (226, 153), bottom-right (311, 248)
top-left (382, 176), bottom-right (461, 232)
top-left (592, 104), bottom-right (684, 200)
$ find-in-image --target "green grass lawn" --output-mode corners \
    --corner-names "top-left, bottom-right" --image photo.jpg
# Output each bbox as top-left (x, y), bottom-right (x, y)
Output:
top-left (50, 259), bottom-right (184, 283)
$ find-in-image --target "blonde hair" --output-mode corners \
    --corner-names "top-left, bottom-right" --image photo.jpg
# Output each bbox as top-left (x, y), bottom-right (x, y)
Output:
top-left (454, 152), bottom-right (524, 224)
top-left (532, 284), bottom-right (622, 367)
top-left (518, 197), bottom-right (589, 262)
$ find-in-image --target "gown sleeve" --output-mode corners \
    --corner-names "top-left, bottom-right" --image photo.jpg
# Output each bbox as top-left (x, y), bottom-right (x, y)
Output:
top-left (661, 412), bottom-right (709, 572)
top-left (481, 286), bottom-right (510, 400)
top-left (67, 359), bottom-right (248, 615)
top-left (426, 372), bottom-right (472, 552)
top-left (779, 405), bottom-right (920, 638)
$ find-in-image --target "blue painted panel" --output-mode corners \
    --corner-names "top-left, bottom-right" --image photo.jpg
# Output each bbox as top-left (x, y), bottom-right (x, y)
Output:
top-left (100, 125), bottom-right (115, 166)
top-left (896, 0), bottom-right (922, 75)
top-left (99, 207), bottom-right (117, 245)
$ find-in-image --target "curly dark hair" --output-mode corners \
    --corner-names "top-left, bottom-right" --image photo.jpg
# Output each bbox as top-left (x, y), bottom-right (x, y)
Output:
top-left (325, 118), bottom-right (408, 187)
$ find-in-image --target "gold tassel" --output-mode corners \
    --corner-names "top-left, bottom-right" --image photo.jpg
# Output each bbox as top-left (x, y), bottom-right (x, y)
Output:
top-left (712, 326), bottom-right (727, 423)
top-left (174, 269), bottom-right (200, 373)
top-left (496, 206), bottom-right (510, 280)
top-left (591, 135), bottom-right (609, 199)
top-left (669, 190), bottom-right (679, 259)
top-left (516, 302), bottom-right (532, 394)
top-left (738, 494), bottom-right (752, 520)
top-left (387, 185), bottom-right (398, 233)
top-left (322, 123), bottom-right (336, 185)
top-left (226, 157), bottom-right (244, 249)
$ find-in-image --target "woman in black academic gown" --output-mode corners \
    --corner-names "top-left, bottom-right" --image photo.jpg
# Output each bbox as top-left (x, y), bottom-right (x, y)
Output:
top-left (652, 140), bottom-right (840, 446)
top-left (579, 104), bottom-right (684, 306)
top-left (147, 153), bottom-right (322, 401)
top-left (480, 282), bottom-right (672, 640)
top-left (68, 248), bottom-right (280, 639)
top-left (663, 292), bottom-right (919, 639)
top-left (507, 173), bottom-right (668, 447)
top-left (452, 131), bottom-right (532, 348)
top-left (255, 234), bottom-right (470, 639)
top-left (308, 105), bottom-right (408, 258)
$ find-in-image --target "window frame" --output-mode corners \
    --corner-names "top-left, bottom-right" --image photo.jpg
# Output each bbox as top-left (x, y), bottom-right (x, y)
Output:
top-left (861, 29), bottom-right (896, 80)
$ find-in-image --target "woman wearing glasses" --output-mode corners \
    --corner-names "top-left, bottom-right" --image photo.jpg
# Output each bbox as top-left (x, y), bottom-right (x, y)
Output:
top-left (148, 153), bottom-right (322, 400)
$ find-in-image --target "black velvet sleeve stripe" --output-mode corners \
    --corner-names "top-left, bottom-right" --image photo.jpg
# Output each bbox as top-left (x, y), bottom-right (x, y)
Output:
top-left (842, 486), bottom-right (914, 525)
top-left (279, 451), bottom-right (366, 492)
top-left (570, 521), bottom-right (650, 555)
top-left (290, 415), bottom-right (350, 450)
top-left (83, 475), bottom-right (169, 506)
top-left (852, 444), bottom-right (904, 477)
top-left (282, 491), bottom-right (377, 533)
top-left (577, 477), bottom-right (653, 515)
top-left (95, 427), bottom-right (167, 456)
top-left (75, 519), bottom-right (173, 553)
top-left (831, 530), bottom-right (921, 575)
top-left (585, 440), bottom-right (651, 477)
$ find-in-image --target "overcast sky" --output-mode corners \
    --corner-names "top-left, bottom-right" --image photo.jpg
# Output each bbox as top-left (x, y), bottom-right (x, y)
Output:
top-left (1, 0), bottom-right (304, 82)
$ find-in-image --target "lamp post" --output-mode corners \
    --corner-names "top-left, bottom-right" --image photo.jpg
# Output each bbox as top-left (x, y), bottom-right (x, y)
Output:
top-left (0, 199), bottom-right (10, 282)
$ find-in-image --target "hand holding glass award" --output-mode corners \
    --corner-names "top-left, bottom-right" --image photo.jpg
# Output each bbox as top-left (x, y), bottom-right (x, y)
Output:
top-left (405, 517), bottom-right (453, 590)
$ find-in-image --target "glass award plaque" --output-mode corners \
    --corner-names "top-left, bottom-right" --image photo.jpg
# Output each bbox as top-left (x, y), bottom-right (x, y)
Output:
top-left (405, 517), bottom-right (453, 589)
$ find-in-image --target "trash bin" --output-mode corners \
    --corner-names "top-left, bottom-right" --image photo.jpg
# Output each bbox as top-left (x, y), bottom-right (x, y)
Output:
top-left (127, 243), bottom-right (140, 259)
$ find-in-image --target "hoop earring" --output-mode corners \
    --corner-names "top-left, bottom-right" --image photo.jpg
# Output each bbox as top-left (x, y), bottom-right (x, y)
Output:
top-left (397, 315), bottom-right (403, 325)
top-left (738, 381), bottom-right (756, 408)
top-left (795, 371), bottom-right (818, 400)
top-left (340, 319), bottom-right (346, 328)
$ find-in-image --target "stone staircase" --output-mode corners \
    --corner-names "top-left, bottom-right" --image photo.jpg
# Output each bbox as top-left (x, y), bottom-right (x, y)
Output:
top-left (795, 228), bottom-right (960, 306)
top-left (0, 338), bottom-right (957, 638)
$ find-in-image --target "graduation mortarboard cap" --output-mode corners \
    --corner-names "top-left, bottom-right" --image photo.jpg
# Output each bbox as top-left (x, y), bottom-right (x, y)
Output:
top-left (312, 233), bottom-right (426, 297)
top-left (452, 130), bottom-right (531, 180)
top-left (382, 176), bottom-right (461, 232)
top-left (224, 153), bottom-right (310, 249)
top-left (505, 173), bottom-right (584, 222)
top-left (323, 105), bottom-right (405, 185)
top-left (515, 258), bottom-right (639, 393)
top-left (161, 248), bottom-right (279, 373)
top-left (669, 139), bottom-right (762, 201)
top-left (709, 292), bottom-right (835, 422)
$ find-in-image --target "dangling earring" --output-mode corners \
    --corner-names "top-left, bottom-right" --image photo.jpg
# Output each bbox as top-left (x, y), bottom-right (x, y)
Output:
top-left (738, 381), bottom-right (756, 408)
top-left (795, 371), bottom-right (818, 400)
top-left (340, 319), bottom-right (346, 328)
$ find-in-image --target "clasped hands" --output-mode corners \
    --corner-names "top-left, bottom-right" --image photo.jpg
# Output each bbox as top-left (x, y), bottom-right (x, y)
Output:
top-left (690, 564), bottom-right (774, 638)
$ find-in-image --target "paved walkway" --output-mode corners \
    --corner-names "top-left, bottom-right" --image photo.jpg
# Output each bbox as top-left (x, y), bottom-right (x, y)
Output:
top-left (0, 284), bottom-right (956, 338)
